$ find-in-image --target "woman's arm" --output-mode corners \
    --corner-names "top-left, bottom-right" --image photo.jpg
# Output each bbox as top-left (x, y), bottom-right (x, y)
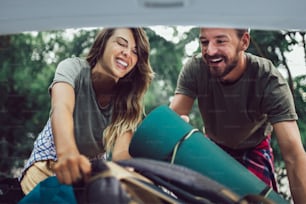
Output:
top-left (51, 82), bottom-right (91, 184)
top-left (112, 130), bottom-right (133, 161)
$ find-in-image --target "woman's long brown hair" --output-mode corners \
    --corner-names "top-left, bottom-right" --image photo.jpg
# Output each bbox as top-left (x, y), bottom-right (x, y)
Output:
top-left (86, 28), bottom-right (154, 154)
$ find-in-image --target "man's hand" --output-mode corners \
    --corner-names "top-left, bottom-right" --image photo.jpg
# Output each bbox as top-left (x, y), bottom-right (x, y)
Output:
top-left (180, 115), bottom-right (190, 123)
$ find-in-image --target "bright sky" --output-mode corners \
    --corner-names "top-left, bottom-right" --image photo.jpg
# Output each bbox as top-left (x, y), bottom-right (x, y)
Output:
top-left (151, 26), bottom-right (306, 79)
top-left (282, 45), bottom-right (306, 78)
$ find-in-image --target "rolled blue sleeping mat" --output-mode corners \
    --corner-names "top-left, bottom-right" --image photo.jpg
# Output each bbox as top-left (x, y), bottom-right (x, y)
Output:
top-left (129, 105), bottom-right (288, 203)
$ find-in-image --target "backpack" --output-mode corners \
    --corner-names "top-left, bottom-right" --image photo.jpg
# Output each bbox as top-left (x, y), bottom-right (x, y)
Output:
top-left (0, 177), bottom-right (24, 204)
top-left (18, 158), bottom-right (275, 204)
top-left (75, 158), bottom-right (275, 204)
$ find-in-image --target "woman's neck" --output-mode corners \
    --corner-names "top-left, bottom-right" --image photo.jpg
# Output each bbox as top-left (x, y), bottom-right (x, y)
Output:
top-left (91, 65), bottom-right (117, 108)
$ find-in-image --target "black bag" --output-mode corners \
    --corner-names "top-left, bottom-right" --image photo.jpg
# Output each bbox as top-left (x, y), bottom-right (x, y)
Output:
top-left (0, 177), bottom-right (24, 204)
top-left (74, 158), bottom-right (275, 204)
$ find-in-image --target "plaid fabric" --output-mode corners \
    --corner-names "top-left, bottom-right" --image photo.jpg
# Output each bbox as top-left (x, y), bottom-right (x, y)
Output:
top-left (19, 119), bottom-right (57, 181)
top-left (217, 135), bottom-right (278, 192)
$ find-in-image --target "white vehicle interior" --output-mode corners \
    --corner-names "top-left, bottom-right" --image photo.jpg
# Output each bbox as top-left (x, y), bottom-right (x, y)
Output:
top-left (1, 0), bottom-right (305, 35)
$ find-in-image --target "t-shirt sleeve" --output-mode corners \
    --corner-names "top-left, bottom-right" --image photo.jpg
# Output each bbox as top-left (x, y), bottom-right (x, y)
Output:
top-left (48, 58), bottom-right (82, 94)
top-left (260, 62), bottom-right (298, 124)
top-left (175, 56), bottom-right (200, 98)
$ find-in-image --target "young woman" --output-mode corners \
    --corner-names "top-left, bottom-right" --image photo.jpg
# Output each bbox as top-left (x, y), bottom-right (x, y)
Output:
top-left (19, 27), bottom-right (154, 195)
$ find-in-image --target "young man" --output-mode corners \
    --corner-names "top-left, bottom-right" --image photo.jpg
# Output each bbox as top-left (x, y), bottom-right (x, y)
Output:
top-left (170, 27), bottom-right (306, 204)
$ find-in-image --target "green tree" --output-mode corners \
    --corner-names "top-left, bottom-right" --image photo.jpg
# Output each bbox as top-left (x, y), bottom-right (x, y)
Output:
top-left (0, 33), bottom-right (54, 177)
top-left (144, 27), bottom-right (186, 112)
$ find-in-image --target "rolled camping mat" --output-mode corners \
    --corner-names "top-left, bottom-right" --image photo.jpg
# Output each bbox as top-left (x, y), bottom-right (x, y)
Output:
top-left (129, 105), bottom-right (288, 203)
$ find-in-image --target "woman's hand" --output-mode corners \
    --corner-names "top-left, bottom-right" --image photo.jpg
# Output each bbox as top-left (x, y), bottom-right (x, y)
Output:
top-left (53, 150), bottom-right (91, 185)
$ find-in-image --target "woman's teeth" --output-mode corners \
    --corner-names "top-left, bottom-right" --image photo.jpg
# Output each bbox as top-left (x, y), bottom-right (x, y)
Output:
top-left (117, 59), bottom-right (128, 67)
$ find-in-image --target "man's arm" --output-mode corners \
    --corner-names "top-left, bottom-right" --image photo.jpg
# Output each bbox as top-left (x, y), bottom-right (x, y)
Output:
top-left (273, 120), bottom-right (306, 204)
top-left (169, 94), bottom-right (195, 116)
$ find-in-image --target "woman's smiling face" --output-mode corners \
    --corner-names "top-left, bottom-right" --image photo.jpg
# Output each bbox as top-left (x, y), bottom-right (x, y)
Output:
top-left (99, 28), bottom-right (138, 81)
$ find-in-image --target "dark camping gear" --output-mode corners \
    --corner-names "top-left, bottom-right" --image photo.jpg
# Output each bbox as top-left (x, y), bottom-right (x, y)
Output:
top-left (18, 158), bottom-right (277, 204)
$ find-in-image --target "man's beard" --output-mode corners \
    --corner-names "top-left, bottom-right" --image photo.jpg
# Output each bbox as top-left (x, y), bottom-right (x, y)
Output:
top-left (205, 53), bottom-right (239, 79)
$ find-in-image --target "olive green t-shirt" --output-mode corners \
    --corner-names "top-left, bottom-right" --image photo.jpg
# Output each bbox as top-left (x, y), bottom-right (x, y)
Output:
top-left (175, 53), bottom-right (297, 149)
top-left (49, 57), bottom-right (112, 157)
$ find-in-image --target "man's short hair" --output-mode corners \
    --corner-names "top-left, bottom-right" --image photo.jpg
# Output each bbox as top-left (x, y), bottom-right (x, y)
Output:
top-left (236, 28), bottom-right (250, 38)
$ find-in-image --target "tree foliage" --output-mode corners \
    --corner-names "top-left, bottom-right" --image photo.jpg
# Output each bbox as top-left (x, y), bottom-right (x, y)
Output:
top-left (1, 33), bottom-right (47, 175)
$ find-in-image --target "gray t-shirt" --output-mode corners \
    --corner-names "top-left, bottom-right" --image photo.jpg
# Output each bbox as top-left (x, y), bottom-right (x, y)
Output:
top-left (175, 52), bottom-right (297, 149)
top-left (21, 57), bottom-right (113, 177)
top-left (50, 57), bottom-right (112, 157)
